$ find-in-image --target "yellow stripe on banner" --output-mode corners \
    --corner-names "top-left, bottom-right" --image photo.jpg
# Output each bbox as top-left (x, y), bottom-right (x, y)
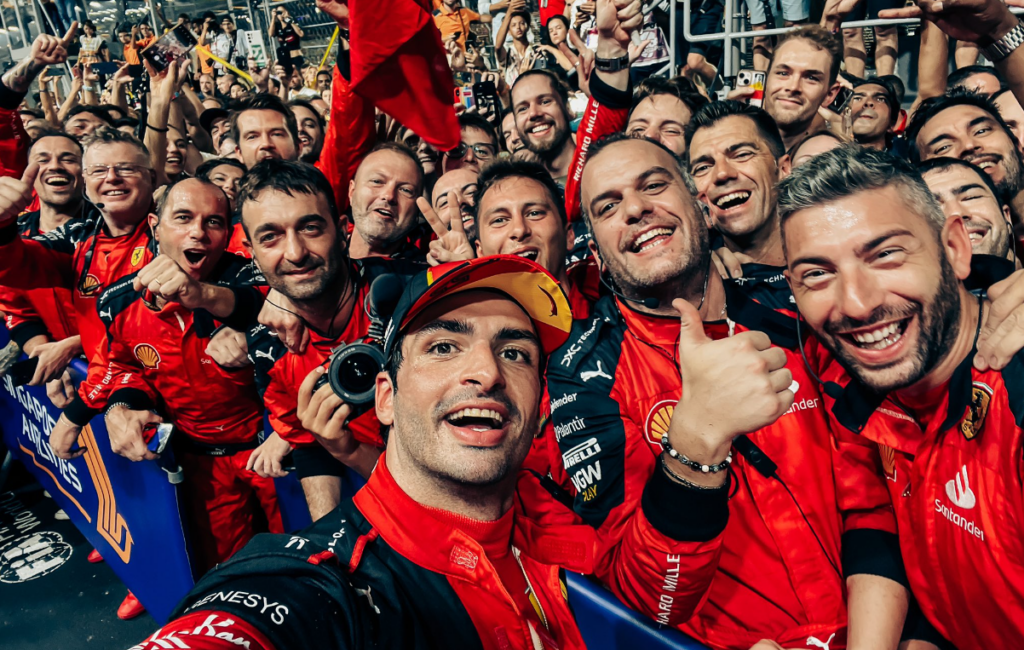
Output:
top-left (196, 44), bottom-right (254, 86)
top-left (317, 26), bottom-right (340, 75)
top-left (80, 425), bottom-right (134, 563)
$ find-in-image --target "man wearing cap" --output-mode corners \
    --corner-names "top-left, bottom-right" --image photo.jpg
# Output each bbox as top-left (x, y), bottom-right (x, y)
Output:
top-left (129, 255), bottom-right (702, 650)
top-left (200, 107), bottom-right (231, 155)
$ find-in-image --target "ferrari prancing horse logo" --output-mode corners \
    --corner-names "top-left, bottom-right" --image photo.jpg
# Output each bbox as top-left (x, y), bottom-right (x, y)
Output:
top-left (130, 246), bottom-right (145, 267)
top-left (961, 382), bottom-right (993, 440)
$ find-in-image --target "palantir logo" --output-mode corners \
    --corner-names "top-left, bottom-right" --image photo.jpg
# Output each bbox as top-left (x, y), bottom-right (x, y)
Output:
top-left (945, 465), bottom-right (976, 509)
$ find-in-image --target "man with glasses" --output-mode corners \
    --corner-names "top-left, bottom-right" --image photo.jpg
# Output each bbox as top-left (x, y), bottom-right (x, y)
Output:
top-left (0, 128), bottom-right (156, 620)
top-left (442, 113), bottom-right (500, 175)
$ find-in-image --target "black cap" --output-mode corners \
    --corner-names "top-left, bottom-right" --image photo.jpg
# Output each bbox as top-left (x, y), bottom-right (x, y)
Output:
top-left (199, 108), bottom-right (230, 135)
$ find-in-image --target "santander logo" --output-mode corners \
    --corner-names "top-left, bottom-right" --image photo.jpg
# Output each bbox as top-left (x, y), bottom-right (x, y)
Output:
top-left (945, 465), bottom-right (977, 509)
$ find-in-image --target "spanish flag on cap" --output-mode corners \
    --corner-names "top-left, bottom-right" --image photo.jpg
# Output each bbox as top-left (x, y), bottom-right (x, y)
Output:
top-left (383, 255), bottom-right (574, 358)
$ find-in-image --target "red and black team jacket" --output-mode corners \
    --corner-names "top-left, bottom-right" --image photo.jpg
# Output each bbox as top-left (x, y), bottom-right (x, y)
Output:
top-left (545, 284), bottom-right (906, 650)
top-left (133, 452), bottom-right (704, 650)
top-left (94, 253), bottom-right (265, 445)
top-left (246, 258), bottom-right (421, 449)
top-left (822, 339), bottom-right (1024, 649)
top-left (0, 210), bottom-right (87, 347)
top-left (0, 212), bottom-right (155, 424)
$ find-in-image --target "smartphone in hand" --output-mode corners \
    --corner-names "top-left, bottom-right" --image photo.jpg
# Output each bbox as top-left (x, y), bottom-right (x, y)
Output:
top-left (141, 24), bottom-right (198, 73)
top-left (737, 69), bottom-right (767, 108)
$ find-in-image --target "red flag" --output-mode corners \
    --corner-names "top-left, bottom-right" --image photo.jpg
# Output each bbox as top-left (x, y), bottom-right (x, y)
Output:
top-left (348, 0), bottom-right (461, 151)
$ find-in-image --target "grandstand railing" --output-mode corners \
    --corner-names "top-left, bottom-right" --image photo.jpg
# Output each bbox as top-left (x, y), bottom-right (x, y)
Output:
top-left (677, 0), bottom-right (1024, 90)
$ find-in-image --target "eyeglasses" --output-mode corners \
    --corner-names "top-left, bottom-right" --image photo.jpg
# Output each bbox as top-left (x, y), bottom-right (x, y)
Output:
top-left (447, 142), bottom-right (496, 160)
top-left (84, 163), bottom-right (149, 179)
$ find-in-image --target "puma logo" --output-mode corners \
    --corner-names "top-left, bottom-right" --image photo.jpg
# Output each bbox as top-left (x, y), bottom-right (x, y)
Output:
top-left (581, 360), bottom-right (612, 382)
top-left (255, 349), bottom-right (275, 362)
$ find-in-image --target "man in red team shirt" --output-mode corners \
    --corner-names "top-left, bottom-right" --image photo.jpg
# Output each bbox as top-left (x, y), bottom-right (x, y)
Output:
top-left (780, 146), bottom-right (1024, 649)
top-left (550, 134), bottom-right (909, 649)
top-left (0, 133), bottom-right (89, 400)
top-left (236, 159), bottom-right (415, 520)
top-left (0, 129), bottom-right (157, 457)
top-left (128, 256), bottom-right (711, 650)
top-left (93, 177), bottom-right (280, 569)
top-left (96, 178), bottom-right (282, 572)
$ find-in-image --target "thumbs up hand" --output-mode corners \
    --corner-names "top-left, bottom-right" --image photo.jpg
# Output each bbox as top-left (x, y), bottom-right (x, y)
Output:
top-left (0, 163), bottom-right (39, 228)
top-left (665, 299), bottom-right (794, 484)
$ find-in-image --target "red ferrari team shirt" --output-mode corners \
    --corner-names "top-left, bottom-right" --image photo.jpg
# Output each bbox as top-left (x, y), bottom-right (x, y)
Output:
top-left (823, 345), bottom-right (1024, 649)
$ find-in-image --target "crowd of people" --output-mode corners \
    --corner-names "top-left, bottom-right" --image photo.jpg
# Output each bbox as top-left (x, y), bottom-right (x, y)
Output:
top-left (1, 0), bottom-right (1024, 647)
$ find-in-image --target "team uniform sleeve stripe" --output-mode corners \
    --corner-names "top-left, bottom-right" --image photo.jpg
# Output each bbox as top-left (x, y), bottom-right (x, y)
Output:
top-left (107, 387), bottom-right (156, 413)
top-left (642, 455), bottom-right (730, 542)
top-left (841, 528), bottom-right (908, 586)
top-left (9, 320), bottom-right (49, 348)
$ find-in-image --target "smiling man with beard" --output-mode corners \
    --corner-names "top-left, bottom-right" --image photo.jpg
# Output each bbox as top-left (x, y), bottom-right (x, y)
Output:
top-left (347, 142), bottom-right (428, 260)
top-left (511, 70), bottom-right (576, 185)
top-left (236, 160), bottom-right (418, 519)
top-left (0, 132), bottom-right (89, 396)
top-left (501, 110), bottom-right (534, 162)
top-left (907, 90), bottom-right (1024, 224)
top-left (546, 132), bottom-right (914, 649)
top-left (127, 255), bottom-right (715, 650)
top-left (779, 146), bottom-right (1024, 649)
top-left (288, 99), bottom-right (325, 164)
top-left (920, 157), bottom-right (1014, 259)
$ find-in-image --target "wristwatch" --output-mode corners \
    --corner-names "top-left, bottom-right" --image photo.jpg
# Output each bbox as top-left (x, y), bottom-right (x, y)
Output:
top-left (982, 20), bottom-right (1024, 63)
top-left (594, 53), bottom-right (630, 73)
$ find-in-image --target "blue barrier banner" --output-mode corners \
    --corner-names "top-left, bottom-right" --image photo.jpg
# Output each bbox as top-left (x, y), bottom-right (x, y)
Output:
top-left (0, 341), bottom-right (195, 623)
top-left (567, 573), bottom-right (709, 650)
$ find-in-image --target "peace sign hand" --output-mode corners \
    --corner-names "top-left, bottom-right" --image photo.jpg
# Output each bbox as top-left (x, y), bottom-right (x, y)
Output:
top-left (417, 193), bottom-right (475, 267)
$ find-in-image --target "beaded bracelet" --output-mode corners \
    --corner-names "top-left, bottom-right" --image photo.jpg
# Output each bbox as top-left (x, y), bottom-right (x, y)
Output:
top-left (660, 434), bottom-right (732, 473)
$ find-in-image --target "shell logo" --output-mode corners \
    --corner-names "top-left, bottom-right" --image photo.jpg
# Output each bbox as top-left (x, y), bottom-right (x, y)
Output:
top-left (644, 399), bottom-right (676, 445)
top-left (134, 343), bottom-right (161, 369)
top-left (879, 443), bottom-right (897, 482)
top-left (80, 274), bottom-right (101, 296)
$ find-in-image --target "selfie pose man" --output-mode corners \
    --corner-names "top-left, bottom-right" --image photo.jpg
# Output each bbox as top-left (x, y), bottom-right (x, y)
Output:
top-left (131, 255), bottom-right (701, 650)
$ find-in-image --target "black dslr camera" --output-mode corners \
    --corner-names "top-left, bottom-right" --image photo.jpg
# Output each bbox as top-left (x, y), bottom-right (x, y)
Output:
top-left (314, 275), bottom-right (404, 412)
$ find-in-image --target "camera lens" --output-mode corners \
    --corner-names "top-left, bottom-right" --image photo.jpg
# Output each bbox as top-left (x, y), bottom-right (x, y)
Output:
top-left (338, 353), bottom-right (378, 395)
top-left (326, 342), bottom-right (386, 405)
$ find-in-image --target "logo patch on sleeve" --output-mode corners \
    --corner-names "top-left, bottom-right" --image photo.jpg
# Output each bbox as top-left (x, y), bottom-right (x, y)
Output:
top-left (961, 382), bottom-right (993, 440)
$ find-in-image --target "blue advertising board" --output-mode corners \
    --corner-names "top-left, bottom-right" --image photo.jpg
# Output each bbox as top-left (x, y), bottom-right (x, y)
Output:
top-left (0, 357), bottom-right (195, 623)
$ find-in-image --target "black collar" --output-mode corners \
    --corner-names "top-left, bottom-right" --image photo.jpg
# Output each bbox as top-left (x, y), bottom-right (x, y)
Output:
top-left (723, 280), bottom-right (799, 349)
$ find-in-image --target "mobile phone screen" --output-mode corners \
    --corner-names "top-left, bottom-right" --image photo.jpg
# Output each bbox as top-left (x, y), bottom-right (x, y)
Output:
top-left (141, 24), bottom-right (198, 73)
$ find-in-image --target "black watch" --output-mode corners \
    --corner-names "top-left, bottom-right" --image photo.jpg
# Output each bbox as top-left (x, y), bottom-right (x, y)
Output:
top-left (595, 53), bottom-right (630, 73)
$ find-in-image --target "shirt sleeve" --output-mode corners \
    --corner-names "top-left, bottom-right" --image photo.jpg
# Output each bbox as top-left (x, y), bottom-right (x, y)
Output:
top-left (315, 52), bottom-right (376, 217)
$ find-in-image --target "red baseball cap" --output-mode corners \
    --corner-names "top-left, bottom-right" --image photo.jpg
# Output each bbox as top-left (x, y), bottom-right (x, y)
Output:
top-left (382, 255), bottom-right (573, 358)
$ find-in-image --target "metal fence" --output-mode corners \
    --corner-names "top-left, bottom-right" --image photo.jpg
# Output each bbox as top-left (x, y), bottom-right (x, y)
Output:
top-left (677, 0), bottom-right (1024, 91)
